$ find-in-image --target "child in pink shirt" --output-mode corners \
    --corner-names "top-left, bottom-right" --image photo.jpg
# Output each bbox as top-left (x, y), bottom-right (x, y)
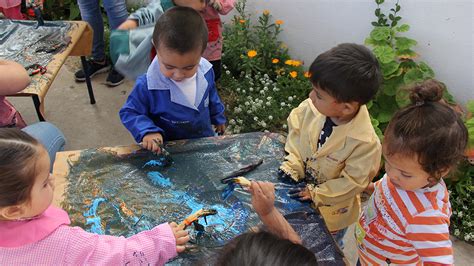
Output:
top-left (0, 128), bottom-right (190, 265)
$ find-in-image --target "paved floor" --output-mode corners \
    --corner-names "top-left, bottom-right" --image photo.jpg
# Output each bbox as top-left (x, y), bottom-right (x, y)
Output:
top-left (8, 58), bottom-right (474, 265)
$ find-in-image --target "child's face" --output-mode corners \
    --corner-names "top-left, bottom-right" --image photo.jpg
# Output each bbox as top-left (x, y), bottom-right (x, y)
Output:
top-left (383, 150), bottom-right (431, 191)
top-left (156, 45), bottom-right (202, 82)
top-left (309, 84), bottom-right (344, 118)
top-left (23, 146), bottom-right (54, 218)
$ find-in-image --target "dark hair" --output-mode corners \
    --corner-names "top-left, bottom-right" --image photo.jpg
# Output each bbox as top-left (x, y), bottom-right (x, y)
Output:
top-left (309, 43), bottom-right (381, 104)
top-left (214, 231), bottom-right (318, 266)
top-left (384, 79), bottom-right (468, 181)
top-left (152, 6), bottom-right (208, 54)
top-left (0, 128), bottom-right (40, 207)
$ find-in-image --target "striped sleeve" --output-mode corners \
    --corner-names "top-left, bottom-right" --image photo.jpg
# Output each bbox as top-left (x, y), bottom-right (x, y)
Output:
top-left (405, 212), bottom-right (453, 265)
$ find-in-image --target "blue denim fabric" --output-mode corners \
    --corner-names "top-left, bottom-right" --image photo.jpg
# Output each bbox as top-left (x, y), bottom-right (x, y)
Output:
top-left (77, 0), bottom-right (128, 60)
top-left (22, 122), bottom-right (66, 171)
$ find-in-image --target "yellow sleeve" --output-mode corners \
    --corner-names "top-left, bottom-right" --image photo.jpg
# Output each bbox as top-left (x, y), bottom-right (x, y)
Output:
top-left (279, 107), bottom-right (306, 181)
top-left (309, 138), bottom-right (382, 205)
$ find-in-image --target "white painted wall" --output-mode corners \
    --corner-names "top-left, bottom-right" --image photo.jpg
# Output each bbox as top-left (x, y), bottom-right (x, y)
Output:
top-left (221, 0), bottom-right (474, 105)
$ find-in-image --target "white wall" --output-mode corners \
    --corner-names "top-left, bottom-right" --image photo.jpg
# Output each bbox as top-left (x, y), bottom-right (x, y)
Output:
top-left (222, 0), bottom-right (474, 105)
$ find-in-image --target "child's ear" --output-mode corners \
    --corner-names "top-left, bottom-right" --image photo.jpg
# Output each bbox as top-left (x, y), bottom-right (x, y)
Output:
top-left (0, 205), bottom-right (27, 220)
top-left (342, 101), bottom-right (359, 116)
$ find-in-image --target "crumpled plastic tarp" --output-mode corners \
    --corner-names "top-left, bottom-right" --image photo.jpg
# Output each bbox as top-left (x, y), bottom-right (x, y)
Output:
top-left (61, 132), bottom-right (345, 265)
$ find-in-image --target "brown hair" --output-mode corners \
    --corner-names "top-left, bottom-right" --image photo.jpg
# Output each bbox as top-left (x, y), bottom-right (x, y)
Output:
top-left (0, 128), bottom-right (40, 207)
top-left (384, 79), bottom-right (468, 182)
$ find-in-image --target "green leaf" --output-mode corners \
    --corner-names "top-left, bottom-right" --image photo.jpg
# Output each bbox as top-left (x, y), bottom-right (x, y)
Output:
top-left (396, 24), bottom-right (410, 32)
top-left (69, 2), bottom-right (81, 20)
top-left (396, 4), bottom-right (401, 12)
top-left (396, 49), bottom-right (418, 60)
top-left (375, 8), bottom-right (381, 17)
top-left (376, 0), bottom-right (384, 4)
top-left (467, 101), bottom-right (474, 113)
top-left (371, 21), bottom-right (379, 27)
top-left (418, 62), bottom-right (435, 78)
top-left (381, 61), bottom-right (400, 77)
top-left (395, 88), bottom-right (411, 108)
top-left (373, 45), bottom-right (396, 64)
top-left (370, 27), bottom-right (391, 41)
top-left (395, 37), bottom-right (418, 50)
top-left (382, 76), bottom-right (403, 96)
top-left (403, 68), bottom-right (424, 85)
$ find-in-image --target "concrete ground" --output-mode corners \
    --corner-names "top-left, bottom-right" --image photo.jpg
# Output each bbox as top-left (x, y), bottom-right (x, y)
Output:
top-left (8, 58), bottom-right (474, 265)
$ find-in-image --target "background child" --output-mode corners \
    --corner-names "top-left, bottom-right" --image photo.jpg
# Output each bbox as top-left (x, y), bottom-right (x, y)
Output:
top-left (115, 0), bottom-right (234, 81)
top-left (356, 79), bottom-right (468, 265)
top-left (278, 43), bottom-right (382, 247)
top-left (0, 128), bottom-right (189, 264)
top-left (119, 7), bottom-right (226, 153)
top-left (0, 60), bottom-right (30, 128)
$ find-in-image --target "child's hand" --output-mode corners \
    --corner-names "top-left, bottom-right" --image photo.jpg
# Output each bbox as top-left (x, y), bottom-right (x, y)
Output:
top-left (208, 0), bottom-right (223, 11)
top-left (288, 186), bottom-right (312, 202)
top-left (118, 19), bottom-right (139, 30)
top-left (169, 222), bottom-right (190, 253)
top-left (142, 133), bottom-right (163, 153)
top-left (250, 181), bottom-right (276, 217)
top-left (215, 124), bottom-right (226, 135)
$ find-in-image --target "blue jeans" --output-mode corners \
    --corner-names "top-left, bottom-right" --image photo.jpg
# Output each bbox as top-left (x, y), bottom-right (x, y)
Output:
top-left (332, 227), bottom-right (348, 250)
top-left (78, 0), bottom-right (128, 61)
top-left (22, 122), bottom-right (66, 171)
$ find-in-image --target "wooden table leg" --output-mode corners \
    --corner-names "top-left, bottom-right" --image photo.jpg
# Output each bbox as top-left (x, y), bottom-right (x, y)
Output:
top-left (32, 95), bottom-right (45, 121)
top-left (81, 56), bottom-right (96, 104)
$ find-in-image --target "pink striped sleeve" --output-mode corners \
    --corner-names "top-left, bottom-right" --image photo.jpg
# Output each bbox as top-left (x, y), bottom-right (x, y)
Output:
top-left (218, 0), bottom-right (235, 15)
top-left (65, 223), bottom-right (177, 265)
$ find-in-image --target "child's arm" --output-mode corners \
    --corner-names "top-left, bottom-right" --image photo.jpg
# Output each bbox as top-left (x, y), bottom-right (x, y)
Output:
top-left (0, 60), bottom-right (30, 95)
top-left (118, 0), bottom-right (164, 29)
top-left (63, 222), bottom-right (188, 264)
top-left (406, 214), bottom-right (453, 265)
top-left (279, 107), bottom-right (306, 181)
top-left (208, 79), bottom-right (226, 130)
top-left (250, 181), bottom-right (302, 244)
top-left (119, 76), bottom-right (165, 143)
top-left (308, 139), bottom-right (381, 206)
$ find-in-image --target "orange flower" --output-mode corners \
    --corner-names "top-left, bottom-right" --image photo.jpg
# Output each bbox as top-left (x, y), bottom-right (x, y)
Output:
top-left (263, 10), bottom-right (270, 15)
top-left (290, 71), bottom-right (297, 78)
top-left (239, 19), bottom-right (246, 24)
top-left (285, 59), bottom-right (293, 66)
top-left (247, 50), bottom-right (257, 58)
top-left (275, 20), bottom-right (284, 25)
top-left (285, 59), bottom-right (302, 67)
top-left (304, 71), bottom-right (311, 78)
top-left (272, 58), bottom-right (279, 64)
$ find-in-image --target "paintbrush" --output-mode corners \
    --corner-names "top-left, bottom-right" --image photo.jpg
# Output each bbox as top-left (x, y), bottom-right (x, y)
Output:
top-left (138, 141), bottom-right (173, 167)
top-left (179, 208), bottom-right (218, 232)
top-left (220, 159), bottom-right (263, 199)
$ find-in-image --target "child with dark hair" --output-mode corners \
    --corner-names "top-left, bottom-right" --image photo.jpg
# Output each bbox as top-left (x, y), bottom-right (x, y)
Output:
top-left (279, 43), bottom-right (383, 247)
top-left (120, 6), bottom-right (226, 153)
top-left (356, 79), bottom-right (468, 265)
top-left (0, 128), bottom-right (190, 264)
top-left (214, 231), bottom-right (318, 266)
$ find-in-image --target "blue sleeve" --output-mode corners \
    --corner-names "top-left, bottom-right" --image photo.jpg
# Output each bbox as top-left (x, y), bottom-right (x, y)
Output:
top-left (128, 0), bottom-right (164, 26)
top-left (207, 73), bottom-right (226, 126)
top-left (119, 75), bottom-right (164, 142)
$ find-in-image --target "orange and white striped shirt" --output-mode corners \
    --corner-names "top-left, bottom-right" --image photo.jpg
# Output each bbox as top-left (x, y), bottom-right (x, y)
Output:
top-left (355, 175), bottom-right (453, 265)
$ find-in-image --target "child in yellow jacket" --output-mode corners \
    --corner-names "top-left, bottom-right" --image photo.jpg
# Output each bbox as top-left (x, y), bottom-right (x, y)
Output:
top-left (279, 43), bottom-right (382, 248)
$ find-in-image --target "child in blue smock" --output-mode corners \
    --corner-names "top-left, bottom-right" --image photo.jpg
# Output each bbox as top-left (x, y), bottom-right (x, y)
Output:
top-left (119, 7), bottom-right (226, 153)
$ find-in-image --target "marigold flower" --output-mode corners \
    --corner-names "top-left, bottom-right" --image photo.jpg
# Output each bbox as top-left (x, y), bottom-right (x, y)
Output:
top-left (272, 58), bottom-right (279, 64)
top-left (239, 19), bottom-right (246, 24)
top-left (290, 71), bottom-right (297, 78)
top-left (292, 60), bottom-right (302, 67)
top-left (285, 59), bottom-right (294, 66)
top-left (304, 71), bottom-right (311, 78)
top-left (263, 10), bottom-right (270, 15)
top-left (247, 50), bottom-right (257, 58)
top-left (275, 20), bottom-right (284, 25)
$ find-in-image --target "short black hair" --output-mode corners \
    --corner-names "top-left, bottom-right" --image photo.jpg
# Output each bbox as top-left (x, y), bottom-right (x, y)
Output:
top-left (152, 6), bottom-right (208, 54)
top-left (309, 43), bottom-right (381, 104)
top-left (214, 231), bottom-right (318, 266)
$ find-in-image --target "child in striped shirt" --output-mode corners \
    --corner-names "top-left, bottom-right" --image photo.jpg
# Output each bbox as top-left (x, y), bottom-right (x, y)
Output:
top-left (355, 79), bottom-right (468, 265)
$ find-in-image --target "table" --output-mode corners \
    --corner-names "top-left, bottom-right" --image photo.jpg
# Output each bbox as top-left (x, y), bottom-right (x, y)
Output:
top-left (1, 20), bottom-right (95, 121)
top-left (51, 133), bottom-right (346, 264)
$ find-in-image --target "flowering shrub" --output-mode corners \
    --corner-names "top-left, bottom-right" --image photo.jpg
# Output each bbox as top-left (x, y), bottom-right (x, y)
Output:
top-left (221, 0), bottom-right (311, 133)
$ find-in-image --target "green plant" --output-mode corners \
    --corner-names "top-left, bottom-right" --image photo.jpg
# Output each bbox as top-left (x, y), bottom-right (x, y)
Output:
top-left (43, 0), bottom-right (81, 20)
top-left (221, 0), bottom-right (311, 133)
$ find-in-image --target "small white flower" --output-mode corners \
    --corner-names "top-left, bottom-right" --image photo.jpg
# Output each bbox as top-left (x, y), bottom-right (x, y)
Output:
top-left (261, 122), bottom-right (267, 127)
top-left (238, 119), bottom-right (243, 124)
top-left (458, 211), bottom-right (463, 218)
top-left (263, 86), bottom-right (269, 91)
top-left (264, 74), bottom-right (269, 79)
top-left (254, 116), bottom-right (259, 121)
top-left (242, 90), bottom-right (246, 94)
top-left (249, 87), bottom-right (254, 92)
top-left (245, 101), bottom-right (250, 106)
top-left (268, 115), bottom-right (273, 120)
top-left (223, 64), bottom-right (227, 69)
top-left (282, 124), bottom-right (288, 129)
top-left (454, 229), bottom-right (460, 236)
top-left (266, 102), bottom-right (271, 106)
top-left (236, 88), bottom-right (241, 92)
top-left (267, 96), bottom-right (272, 100)
top-left (288, 96), bottom-right (294, 101)
top-left (229, 119), bottom-right (236, 125)
top-left (280, 102), bottom-right (286, 107)
top-left (264, 129), bottom-right (269, 133)
top-left (260, 90), bottom-right (265, 94)
top-left (226, 70), bottom-right (231, 75)
top-left (259, 99), bottom-right (264, 104)
top-left (247, 110), bottom-right (252, 114)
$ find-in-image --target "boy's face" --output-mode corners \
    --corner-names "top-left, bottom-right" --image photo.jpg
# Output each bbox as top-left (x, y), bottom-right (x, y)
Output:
top-left (309, 84), bottom-right (345, 118)
top-left (156, 45), bottom-right (202, 82)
